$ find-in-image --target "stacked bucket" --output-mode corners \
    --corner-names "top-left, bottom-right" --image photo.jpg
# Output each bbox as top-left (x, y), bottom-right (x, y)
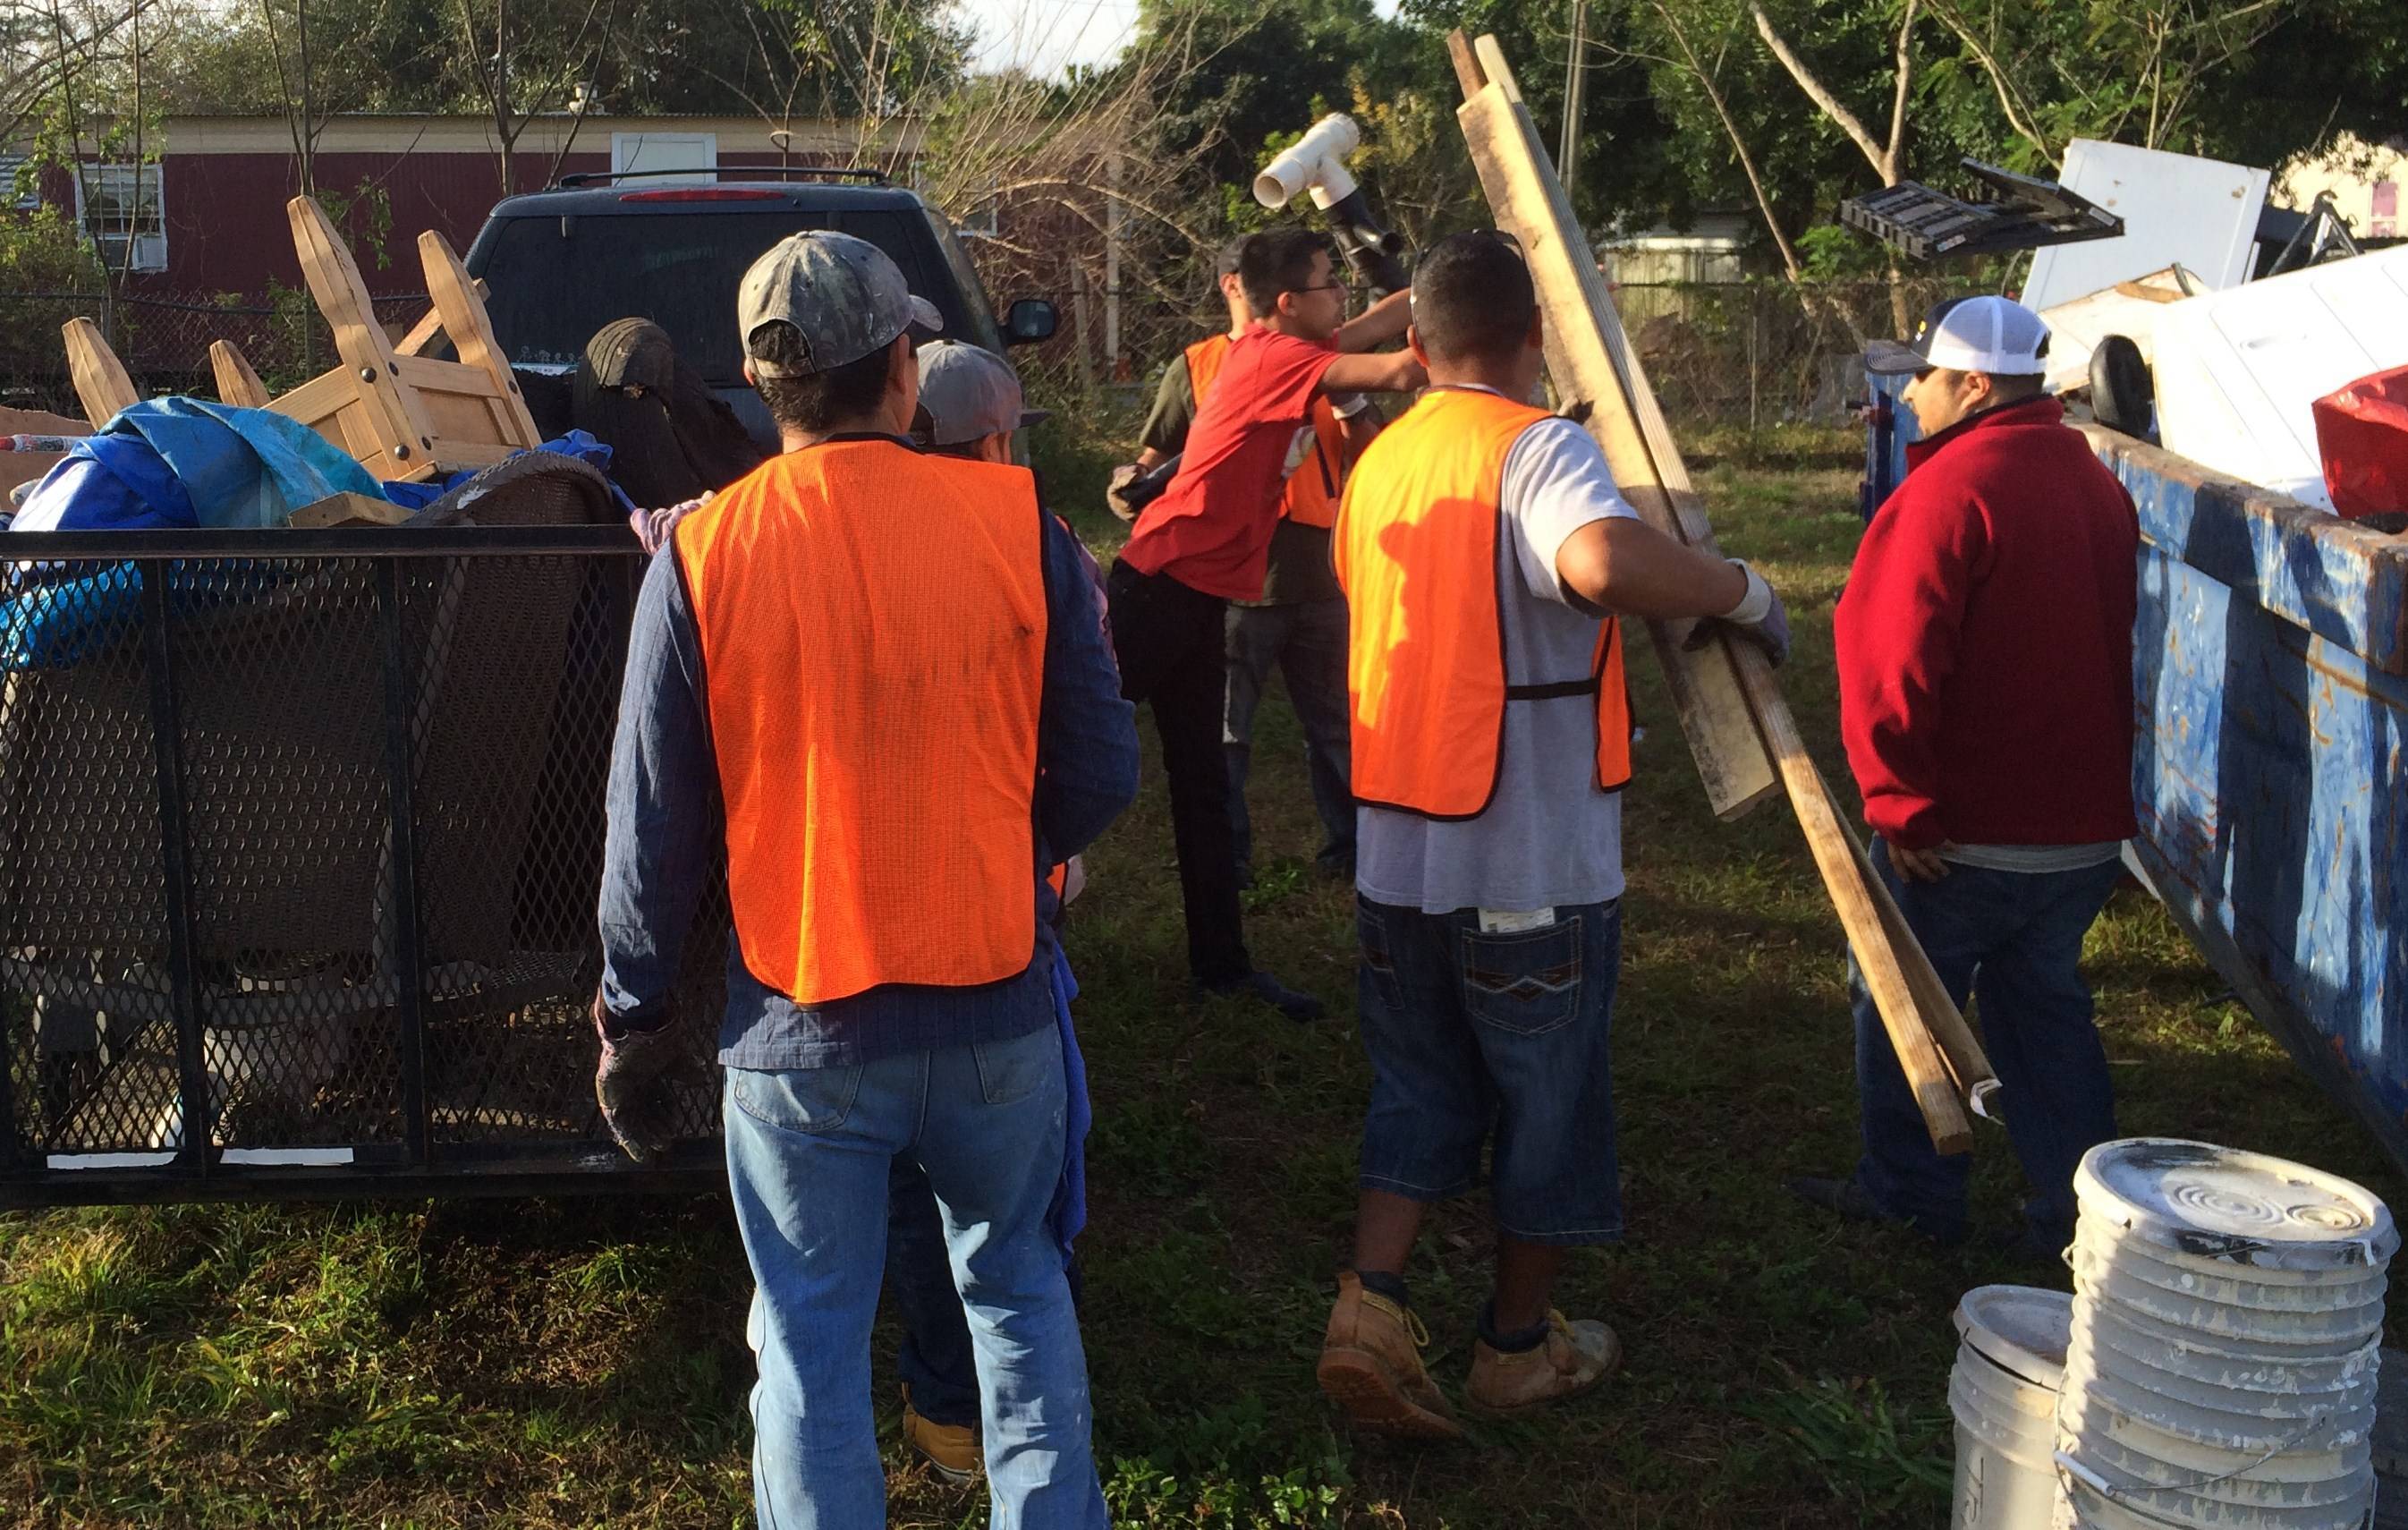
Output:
top-left (2052, 1139), bottom-right (2396, 1529)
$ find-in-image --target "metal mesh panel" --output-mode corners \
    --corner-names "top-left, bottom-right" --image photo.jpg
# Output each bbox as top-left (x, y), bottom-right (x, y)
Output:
top-left (172, 557), bottom-right (399, 1151)
top-left (0, 559), bottom-right (179, 1155)
top-left (0, 475), bottom-right (736, 1199)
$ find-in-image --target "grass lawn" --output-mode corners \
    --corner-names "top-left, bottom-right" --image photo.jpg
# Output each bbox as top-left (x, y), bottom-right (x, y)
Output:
top-left (3, 426), bottom-right (2395, 1528)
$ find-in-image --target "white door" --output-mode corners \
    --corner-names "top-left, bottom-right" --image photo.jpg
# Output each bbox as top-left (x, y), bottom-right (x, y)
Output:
top-left (610, 132), bottom-right (717, 187)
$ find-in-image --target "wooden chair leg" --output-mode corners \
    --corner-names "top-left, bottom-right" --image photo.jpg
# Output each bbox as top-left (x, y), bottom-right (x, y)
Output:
top-left (62, 318), bottom-right (139, 429)
top-left (419, 233), bottom-right (539, 446)
top-left (208, 341), bottom-right (271, 409)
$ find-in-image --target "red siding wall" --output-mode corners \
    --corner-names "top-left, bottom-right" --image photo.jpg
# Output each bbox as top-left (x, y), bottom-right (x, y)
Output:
top-left (137, 149), bottom-right (612, 298)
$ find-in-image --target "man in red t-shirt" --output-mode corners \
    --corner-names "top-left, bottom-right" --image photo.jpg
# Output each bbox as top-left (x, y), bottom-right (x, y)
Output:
top-left (1107, 227), bottom-right (1424, 1019)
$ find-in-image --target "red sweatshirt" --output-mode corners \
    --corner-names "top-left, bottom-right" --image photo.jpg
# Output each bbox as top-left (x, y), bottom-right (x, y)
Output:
top-left (1835, 395), bottom-right (2140, 851)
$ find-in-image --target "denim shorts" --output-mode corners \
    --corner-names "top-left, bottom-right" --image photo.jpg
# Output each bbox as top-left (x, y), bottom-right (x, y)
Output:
top-left (1354, 896), bottom-right (1624, 1245)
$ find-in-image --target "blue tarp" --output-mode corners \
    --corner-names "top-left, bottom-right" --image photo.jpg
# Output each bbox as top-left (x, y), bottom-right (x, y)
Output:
top-left (4, 409), bottom-right (630, 670)
top-left (10, 399), bottom-right (383, 535)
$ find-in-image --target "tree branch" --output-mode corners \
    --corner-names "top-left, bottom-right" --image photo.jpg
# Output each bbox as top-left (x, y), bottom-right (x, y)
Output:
top-left (1750, 0), bottom-right (1887, 177)
top-left (1924, 0), bottom-right (2049, 157)
top-left (1884, 0), bottom-right (1920, 182)
top-left (1654, 2), bottom-right (1802, 284)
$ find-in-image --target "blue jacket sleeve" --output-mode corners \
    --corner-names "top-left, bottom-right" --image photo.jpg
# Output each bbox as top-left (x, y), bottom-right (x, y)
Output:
top-left (596, 544), bottom-right (718, 1031)
top-left (1035, 512), bottom-right (1139, 863)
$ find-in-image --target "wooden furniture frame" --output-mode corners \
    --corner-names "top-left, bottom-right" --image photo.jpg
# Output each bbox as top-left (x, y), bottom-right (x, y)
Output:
top-left (65, 199), bottom-right (538, 485)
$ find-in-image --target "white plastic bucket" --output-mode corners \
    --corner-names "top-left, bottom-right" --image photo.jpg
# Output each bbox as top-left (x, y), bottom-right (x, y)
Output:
top-left (2055, 1140), bottom-right (2393, 1530)
top-left (1955, 1286), bottom-right (2074, 1529)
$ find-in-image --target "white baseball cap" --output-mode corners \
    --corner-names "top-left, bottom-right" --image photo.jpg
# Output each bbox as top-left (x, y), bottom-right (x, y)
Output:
top-left (1864, 294), bottom-right (2048, 377)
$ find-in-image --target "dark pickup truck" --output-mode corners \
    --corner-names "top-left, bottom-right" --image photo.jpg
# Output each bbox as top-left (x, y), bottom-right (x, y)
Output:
top-left (462, 169), bottom-right (1057, 446)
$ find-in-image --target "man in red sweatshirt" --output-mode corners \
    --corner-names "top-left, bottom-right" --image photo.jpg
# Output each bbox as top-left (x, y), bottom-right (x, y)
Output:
top-left (1793, 296), bottom-right (2139, 1262)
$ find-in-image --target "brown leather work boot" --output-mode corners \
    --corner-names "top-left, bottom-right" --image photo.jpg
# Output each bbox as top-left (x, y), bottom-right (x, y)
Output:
top-left (1465, 1310), bottom-right (1622, 1414)
top-left (1315, 1272), bottom-right (1464, 1439)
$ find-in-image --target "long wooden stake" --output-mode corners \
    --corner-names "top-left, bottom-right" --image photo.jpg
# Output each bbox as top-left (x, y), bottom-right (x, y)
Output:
top-left (1448, 32), bottom-right (1991, 1152)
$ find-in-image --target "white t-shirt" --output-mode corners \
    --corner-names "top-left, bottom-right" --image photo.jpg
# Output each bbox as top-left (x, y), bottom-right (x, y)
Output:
top-left (1354, 402), bottom-right (1641, 914)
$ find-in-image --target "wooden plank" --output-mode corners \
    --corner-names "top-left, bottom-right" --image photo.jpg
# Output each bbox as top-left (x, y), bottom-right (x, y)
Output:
top-left (1446, 30), bottom-right (1486, 97)
top-left (287, 491), bottom-right (411, 529)
top-left (1453, 33), bottom-right (1987, 1152)
top-left (1471, 33), bottom-right (1522, 102)
top-left (208, 341), bottom-right (271, 408)
top-left (2082, 423), bottom-right (2408, 677)
top-left (1833, 786), bottom-right (1999, 1113)
top-left (61, 318), bottom-right (139, 428)
top-left (392, 354), bottom-right (505, 400)
top-left (1452, 74), bottom-right (1781, 820)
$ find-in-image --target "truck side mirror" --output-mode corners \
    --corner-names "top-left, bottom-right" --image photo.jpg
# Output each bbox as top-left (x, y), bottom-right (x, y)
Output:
top-left (1004, 299), bottom-right (1058, 346)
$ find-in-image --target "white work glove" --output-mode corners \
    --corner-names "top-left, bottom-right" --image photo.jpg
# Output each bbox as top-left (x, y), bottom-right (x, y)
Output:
top-left (1683, 558), bottom-right (1791, 667)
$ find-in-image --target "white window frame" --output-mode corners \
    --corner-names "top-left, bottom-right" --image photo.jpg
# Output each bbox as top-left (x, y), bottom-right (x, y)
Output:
top-left (610, 132), bottom-right (717, 187)
top-left (0, 154), bottom-right (40, 212)
top-left (72, 160), bottom-right (166, 272)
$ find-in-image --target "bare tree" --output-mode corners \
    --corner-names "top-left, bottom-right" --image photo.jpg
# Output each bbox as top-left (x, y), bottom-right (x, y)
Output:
top-left (452, 0), bottom-right (621, 195)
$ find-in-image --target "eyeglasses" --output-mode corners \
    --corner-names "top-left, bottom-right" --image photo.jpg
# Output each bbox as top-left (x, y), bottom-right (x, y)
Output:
top-left (1290, 278), bottom-right (1352, 295)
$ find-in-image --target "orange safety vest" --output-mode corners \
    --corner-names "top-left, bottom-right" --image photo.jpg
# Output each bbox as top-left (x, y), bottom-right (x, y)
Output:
top-left (1333, 387), bottom-right (1632, 820)
top-left (675, 439), bottom-right (1049, 1005)
top-left (1184, 333), bottom-right (1348, 530)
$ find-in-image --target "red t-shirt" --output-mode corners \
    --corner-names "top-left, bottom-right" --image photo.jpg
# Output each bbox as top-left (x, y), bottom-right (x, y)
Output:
top-left (1120, 327), bottom-right (1338, 600)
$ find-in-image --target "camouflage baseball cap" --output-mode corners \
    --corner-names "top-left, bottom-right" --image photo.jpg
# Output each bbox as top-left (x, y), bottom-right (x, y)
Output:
top-left (738, 231), bottom-right (944, 378)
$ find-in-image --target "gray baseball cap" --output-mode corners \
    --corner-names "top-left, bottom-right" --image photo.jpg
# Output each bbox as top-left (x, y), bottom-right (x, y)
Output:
top-left (911, 340), bottom-right (1049, 446)
top-left (738, 231), bottom-right (943, 378)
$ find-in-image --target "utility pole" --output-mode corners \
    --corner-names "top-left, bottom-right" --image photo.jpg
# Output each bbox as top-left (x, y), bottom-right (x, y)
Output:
top-left (1559, 0), bottom-right (1589, 196)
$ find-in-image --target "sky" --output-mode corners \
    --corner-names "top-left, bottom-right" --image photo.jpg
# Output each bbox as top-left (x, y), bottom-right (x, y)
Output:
top-left (956, 0), bottom-right (1148, 77)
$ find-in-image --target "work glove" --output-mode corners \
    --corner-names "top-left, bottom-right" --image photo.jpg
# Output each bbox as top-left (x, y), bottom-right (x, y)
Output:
top-left (592, 990), bottom-right (695, 1165)
top-left (1105, 463), bottom-right (1144, 523)
top-left (1684, 558), bottom-right (1791, 667)
top-left (632, 491), bottom-right (711, 556)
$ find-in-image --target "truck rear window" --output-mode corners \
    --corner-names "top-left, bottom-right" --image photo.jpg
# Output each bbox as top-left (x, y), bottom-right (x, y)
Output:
top-left (476, 208), bottom-right (977, 385)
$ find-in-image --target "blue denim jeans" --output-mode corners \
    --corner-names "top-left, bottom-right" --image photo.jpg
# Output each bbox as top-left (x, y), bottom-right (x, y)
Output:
top-left (886, 1158), bottom-right (979, 1428)
top-left (1853, 843), bottom-right (2125, 1244)
top-left (1354, 897), bottom-right (1624, 1245)
top-left (725, 1026), bottom-right (1106, 1530)
top-left (1224, 599), bottom-right (1355, 873)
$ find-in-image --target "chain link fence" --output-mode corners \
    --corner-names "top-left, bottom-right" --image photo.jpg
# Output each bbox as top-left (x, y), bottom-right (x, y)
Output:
top-left (0, 289), bottom-right (433, 420)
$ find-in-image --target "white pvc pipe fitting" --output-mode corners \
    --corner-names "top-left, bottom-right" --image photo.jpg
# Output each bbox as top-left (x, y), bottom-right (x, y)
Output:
top-left (1253, 115), bottom-right (1362, 210)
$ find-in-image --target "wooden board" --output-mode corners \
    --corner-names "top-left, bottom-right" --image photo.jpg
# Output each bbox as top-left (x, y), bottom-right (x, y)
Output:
top-left (287, 491), bottom-right (411, 529)
top-left (1448, 56), bottom-right (1780, 822)
top-left (0, 405), bottom-right (87, 497)
top-left (1452, 33), bottom-right (1988, 1152)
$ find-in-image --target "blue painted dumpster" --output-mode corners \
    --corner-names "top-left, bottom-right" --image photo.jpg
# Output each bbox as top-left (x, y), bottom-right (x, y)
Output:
top-left (2089, 425), bottom-right (2408, 1174)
